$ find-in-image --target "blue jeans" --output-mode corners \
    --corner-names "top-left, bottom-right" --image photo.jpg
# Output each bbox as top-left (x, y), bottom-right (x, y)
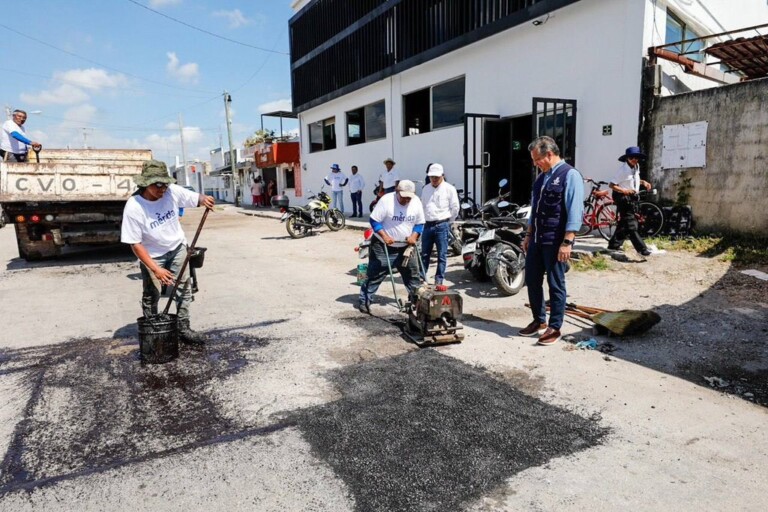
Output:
top-left (332, 190), bottom-right (344, 213)
top-left (525, 242), bottom-right (567, 330)
top-left (139, 243), bottom-right (193, 321)
top-left (359, 241), bottom-right (421, 305)
top-left (350, 191), bottom-right (363, 216)
top-left (420, 220), bottom-right (450, 284)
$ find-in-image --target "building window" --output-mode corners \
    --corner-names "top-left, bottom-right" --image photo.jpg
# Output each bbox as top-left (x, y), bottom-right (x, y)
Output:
top-left (403, 76), bottom-right (465, 136)
top-left (283, 166), bottom-right (296, 189)
top-left (308, 117), bottom-right (336, 153)
top-left (347, 100), bottom-right (386, 146)
top-left (666, 11), bottom-right (704, 62)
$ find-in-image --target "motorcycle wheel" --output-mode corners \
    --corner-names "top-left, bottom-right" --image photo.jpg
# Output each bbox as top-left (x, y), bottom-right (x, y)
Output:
top-left (449, 236), bottom-right (463, 257)
top-left (286, 216), bottom-right (308, 239)
top-left (325, 209), bottom-right (346, 231)
top-left (492, 248), bottom-right (525, 296)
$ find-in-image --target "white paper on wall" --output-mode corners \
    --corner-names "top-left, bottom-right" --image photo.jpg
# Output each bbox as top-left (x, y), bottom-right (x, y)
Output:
top-left (661, 121), bottom-right (708, 169)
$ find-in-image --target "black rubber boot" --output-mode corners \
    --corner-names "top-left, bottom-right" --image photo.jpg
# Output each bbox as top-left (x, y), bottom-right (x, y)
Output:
top-left (178, 319), bottom-right (206, 346)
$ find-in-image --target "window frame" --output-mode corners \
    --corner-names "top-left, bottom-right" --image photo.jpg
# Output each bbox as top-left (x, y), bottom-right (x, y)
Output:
top-left (346, 99), bottom-right (387, 146)
top-left (665, 10), bottom-right (704, 63)
top-left (308, 116), bottom-right (337, 153)
top-left (402, 76), bottom-right (466, 137)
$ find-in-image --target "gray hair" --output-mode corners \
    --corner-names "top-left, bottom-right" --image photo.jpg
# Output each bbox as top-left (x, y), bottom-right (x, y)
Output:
top-left (13, 109), bottom-right (27, 116)
top-left (528, 136), bottom-right (560, 156)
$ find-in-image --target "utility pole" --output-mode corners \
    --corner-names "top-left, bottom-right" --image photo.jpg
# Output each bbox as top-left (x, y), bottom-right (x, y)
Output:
top-left (223, 91), bottom-right (239, 206)
top-left (178, 113), bottom-right (188, 186)
top-left (82, 128), bottom-right (90, 149)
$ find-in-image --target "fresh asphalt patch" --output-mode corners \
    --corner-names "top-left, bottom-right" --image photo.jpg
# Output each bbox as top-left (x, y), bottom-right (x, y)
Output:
top-left (290, 349), bottom-right (609, 512)
top-left (0, 331), bottom-right (278, 494)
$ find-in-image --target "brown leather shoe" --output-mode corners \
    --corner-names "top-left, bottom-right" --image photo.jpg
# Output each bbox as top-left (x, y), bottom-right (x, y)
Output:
top-left (518, 321), bottom-right (547, 337)
top-left (537, 327), bottom-right (561, 346)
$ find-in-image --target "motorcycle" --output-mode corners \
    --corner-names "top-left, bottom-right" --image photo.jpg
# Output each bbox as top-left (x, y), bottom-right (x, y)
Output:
top-left (278, 187), bottom-right (346, 238)
top-left (461, 203), bottom-right (527, 296)
top-left (462, 179), bottom-right (518, 220)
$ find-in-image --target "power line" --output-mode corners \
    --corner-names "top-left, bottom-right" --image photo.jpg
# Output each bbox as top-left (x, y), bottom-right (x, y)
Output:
top-left (126, 0), bottom-right (289, 55)
top-left (0, 22), bottom-right (218, 95)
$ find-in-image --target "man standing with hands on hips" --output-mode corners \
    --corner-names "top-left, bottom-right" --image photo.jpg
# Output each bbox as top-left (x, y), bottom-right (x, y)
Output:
top-left (324, 163), bottom-right (348, 213)
top-left (420, 163), bottom-right (459, 285)
top-left (348, 165), bottom-right (365, 218)
top-left (518, 136), bottom-right (583, 346)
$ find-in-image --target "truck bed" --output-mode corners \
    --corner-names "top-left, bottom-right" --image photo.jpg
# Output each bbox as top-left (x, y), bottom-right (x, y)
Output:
top-left (0, 149), bottom-right (151, 202)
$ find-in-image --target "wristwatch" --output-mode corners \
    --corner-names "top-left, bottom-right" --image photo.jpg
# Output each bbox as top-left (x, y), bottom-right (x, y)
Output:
top-left (561, 239), bottom-right (574, 247)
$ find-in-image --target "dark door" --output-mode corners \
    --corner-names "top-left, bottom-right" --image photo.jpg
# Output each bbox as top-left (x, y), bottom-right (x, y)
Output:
top-left (531, 97), bottom-right (577, 166)
top-left (463, 113), bottom-right (500, 204)
top-left (481, 119), bottom-right (511, 202)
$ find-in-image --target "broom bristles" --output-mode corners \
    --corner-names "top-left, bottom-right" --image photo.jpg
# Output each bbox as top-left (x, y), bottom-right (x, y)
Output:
top-left (591, 310), bottom-right (661, 336)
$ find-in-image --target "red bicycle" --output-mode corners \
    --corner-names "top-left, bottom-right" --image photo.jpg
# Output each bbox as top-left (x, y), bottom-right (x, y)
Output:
top-left (577, 179), bottom-right (617, 240)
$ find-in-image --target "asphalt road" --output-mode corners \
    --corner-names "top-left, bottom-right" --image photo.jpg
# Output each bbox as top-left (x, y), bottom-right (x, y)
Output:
top-left (0, 206), bottom-right (766, 511)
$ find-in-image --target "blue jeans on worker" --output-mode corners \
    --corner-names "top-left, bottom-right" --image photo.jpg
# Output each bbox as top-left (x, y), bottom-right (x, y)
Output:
top-left (350, 191), bottom-right (363, 217)
top-left (421, 219), bottom-right (450, 284)
top-left (525, 242), bottom-right (567, 330)
top-left (359, 240), bottom-right (421, 306)
top-left (139, 243), bottom-right (193, 321)
top-left (332, 190), bottom-right (344, 213)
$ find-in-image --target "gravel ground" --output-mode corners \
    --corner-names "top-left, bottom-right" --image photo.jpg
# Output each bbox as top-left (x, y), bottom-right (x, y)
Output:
top-left (0, 207), bottom-right (766, 511)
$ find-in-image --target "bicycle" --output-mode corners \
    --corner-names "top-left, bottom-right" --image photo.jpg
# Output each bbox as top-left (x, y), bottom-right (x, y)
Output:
top-left (577, 178), bottom-right (617, 240)
top-left (633, 190), bottom-right (664, 237)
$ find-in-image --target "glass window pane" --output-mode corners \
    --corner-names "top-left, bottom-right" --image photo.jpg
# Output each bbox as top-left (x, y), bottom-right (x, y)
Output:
top-left (347, 109), bottom-right (364, 146)
top-left (309, 122), bottom-right (323, 153)
top-left (323, 117), bottom-right (336, 151)
top-left (665, 12), bottom-right (684, 54)
top-left (432, 77), bottom-right (465, 130)
top-left (403, 88), bottom-right (430, 136)
top-left (364, 101), bottom-right (386, 141)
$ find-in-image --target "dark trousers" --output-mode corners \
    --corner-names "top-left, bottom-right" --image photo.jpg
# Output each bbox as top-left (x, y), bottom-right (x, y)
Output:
top-left (525, 242), bottom-right (567, 330)
top-left (351, 191), bottom-right (363, 216)
top-left (359, 240), bottom-right (421, 305)
top-left (0, 150), bottom-right (27, 162)
top-left (421, 220), bottom-right (450, 284)
top-left (609, 194), bottom-right (648, 252)
top-left (139, 243), bottom-right (193, 321)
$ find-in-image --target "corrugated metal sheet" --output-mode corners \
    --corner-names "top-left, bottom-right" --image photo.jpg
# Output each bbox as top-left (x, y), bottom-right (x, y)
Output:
top-left (706, 34), bottom-right (768, 79)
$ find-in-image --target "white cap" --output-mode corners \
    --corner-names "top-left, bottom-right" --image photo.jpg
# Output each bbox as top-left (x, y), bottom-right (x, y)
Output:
top-left (427, 163), bottom-right (444, 177)
top-left (396, 180), bottom-right (417, 198)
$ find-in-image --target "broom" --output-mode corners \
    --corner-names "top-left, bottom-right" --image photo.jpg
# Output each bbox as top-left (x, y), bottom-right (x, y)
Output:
top-left (532, 302), bottom-right (661, 336)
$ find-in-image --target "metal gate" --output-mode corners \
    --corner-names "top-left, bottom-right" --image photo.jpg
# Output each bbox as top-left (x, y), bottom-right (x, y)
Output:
top-left (463, 113), bottom-right (500, 204)
top-left (531, 98), bottom-right (577, 166)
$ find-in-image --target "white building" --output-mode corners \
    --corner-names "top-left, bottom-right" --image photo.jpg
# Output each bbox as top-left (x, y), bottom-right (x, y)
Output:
top-left (289, 0), bottom-right (767, 207)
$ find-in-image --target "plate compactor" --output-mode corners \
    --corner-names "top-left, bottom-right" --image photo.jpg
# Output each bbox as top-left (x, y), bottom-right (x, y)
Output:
top-left (382, 243), bottom-right (464, 346)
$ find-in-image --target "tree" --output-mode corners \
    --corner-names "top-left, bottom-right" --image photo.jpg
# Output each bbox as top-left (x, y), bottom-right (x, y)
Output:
top-left (245, 129), bottom-right (276, 147)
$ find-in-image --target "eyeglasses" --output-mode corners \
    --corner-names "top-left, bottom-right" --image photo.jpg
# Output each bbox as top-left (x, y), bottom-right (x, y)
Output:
top-left (153, 182), bottom-right (169, 188)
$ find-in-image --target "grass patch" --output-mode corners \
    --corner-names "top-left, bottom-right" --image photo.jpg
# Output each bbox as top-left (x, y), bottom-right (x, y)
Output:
top-left (645, 233), bottom-right (768, 266)
top-left (572, 253), bottom-right (610, 271)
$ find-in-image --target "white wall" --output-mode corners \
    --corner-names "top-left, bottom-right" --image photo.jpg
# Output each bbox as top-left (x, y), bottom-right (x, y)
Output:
top-left (296, 0), bottom-right (765, 195)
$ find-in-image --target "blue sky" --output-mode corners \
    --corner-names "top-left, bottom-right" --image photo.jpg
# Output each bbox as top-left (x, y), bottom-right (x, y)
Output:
top-left (1, 0), bottom-right (298, 165)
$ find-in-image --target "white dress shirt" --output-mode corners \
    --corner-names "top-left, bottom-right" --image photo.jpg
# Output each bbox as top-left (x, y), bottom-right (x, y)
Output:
top-left (348, 173), bottom-right (365, 193)
top-left (379, 168), bottom-right (400, 189)
top-left (420, 180), bottom-right (460, 222)
top-left (611, 162), bottom-right (640, 192)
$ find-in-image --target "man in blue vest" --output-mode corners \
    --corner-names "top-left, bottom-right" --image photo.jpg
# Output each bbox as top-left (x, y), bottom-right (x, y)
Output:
top-left (518, 136), bottom-right (584, 346)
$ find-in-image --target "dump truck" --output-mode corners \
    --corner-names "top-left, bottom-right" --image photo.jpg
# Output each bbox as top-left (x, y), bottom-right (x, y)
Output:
top-left (0, 149), bottom-right (151, 261)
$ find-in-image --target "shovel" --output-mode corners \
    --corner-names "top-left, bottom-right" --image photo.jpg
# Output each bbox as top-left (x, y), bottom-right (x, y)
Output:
top-left (530, 302), bottom-right (661, 336)
top-left (162, 207), bottom-right (210, 315)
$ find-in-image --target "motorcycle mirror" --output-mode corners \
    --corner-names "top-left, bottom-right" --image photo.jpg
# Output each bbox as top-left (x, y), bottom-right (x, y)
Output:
top-left (498, 200), bottom-right (510, 208)
top-left (498, 178), bottom-right (509, 188)
top-left (461, 202), bottom-right (472, 210)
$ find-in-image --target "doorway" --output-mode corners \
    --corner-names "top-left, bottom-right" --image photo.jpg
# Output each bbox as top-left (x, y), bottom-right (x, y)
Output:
top-left (482, 114), bottom-right (533, 206)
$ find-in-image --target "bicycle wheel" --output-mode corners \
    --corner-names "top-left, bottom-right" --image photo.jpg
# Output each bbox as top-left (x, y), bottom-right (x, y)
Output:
top-left (637, 202), bottom-right (664, 237)
top-left (576, 204), bottom-right (594, 237)
top-left (596, 203), bottom-right (618, 240)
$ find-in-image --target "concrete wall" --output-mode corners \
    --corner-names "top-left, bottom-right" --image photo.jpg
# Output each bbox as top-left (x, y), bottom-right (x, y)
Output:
top-left (646, 78), bottom-right (768, 234)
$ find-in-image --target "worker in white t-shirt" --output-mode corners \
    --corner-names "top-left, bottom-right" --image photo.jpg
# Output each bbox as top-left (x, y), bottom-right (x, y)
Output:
top-left (358, 180), bottom-right (425, 314)
top-left (1, 110), bottom-right (42, 162)
top-left (377, 157), bottom-right (400, 194)
top-left (121, 160), bottom-right (215, 344)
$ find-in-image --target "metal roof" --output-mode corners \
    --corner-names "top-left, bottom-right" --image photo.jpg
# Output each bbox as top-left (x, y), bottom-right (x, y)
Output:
top-left (706, 34), bottom-right (768, 79)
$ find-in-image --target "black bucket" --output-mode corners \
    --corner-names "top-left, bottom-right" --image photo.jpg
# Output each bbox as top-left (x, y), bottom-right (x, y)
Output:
top-left (137, 314), bottom-right (179, 364)
top-left (189, 247), bottom-right (207, 268)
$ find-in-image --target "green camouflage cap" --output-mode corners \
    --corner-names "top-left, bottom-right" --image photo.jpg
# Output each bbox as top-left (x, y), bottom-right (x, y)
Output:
top-left (134, 159), bottom-right (176, 187)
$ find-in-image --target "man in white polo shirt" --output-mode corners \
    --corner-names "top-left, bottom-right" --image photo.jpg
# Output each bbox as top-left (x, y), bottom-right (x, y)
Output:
top-left (377, 157), bottom-right (400, 194)
top-left (420, 163), bottom-right (459, 285)
top-left (358, 180), bottom-right (425, 314)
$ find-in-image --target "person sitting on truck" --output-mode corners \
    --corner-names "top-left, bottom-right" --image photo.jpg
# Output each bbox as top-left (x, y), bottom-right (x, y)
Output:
top-left (120, 160), bottom-right (215, 345)
top-left (1, 110), bottom-right (42, 162)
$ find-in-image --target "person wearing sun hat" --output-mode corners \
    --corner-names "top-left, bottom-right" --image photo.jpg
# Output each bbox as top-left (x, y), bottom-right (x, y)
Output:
top-left (357, 179), bottom-right (425, 314)
top-left (377, 157), bottom-right (400, 194)
top-left (324, 163), bottom-right (348, 213)
top-left (120, 159), bottom-right (215, 345)
top-left (607, 146), bottom-right (654, 257)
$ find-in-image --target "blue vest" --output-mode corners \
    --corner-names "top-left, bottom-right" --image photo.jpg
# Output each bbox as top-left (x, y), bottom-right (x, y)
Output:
top-left (532, 162), bottom-right (573, 245)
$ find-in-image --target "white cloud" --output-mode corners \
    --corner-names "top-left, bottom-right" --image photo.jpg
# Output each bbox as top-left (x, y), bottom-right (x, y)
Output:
top-left (166, 52), bottom-right (199, 84)
top-left (257, 99), bottom-right (293, 114)
top-left (213, 9), bottom-right (252, 28)
top-left (19, 68), bottom-right (128, 106)
top-left (149, 0), bottom-right (182, 8)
